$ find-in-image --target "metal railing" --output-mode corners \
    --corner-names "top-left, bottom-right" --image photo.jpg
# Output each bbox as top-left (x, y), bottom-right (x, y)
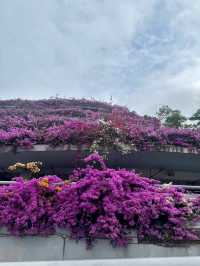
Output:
top-left (0, 181), bottom-right (66, 185)
top-left (0, 181), bottom-right (200, 194)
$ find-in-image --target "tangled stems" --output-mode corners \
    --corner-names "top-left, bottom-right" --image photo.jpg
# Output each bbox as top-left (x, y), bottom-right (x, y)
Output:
top-left (0, 153), bottom-right (200, 247)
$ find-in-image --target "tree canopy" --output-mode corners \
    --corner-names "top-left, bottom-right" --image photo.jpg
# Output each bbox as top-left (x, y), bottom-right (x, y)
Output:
top-left (156, 105), bottom-right (187, 128)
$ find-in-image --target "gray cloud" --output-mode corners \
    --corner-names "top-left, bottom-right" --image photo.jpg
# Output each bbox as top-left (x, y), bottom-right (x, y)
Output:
top-left (0, 0), bottom-right (200, 116)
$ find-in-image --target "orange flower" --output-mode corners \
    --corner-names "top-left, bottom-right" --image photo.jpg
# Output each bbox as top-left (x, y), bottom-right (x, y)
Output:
top-left (41, 177), bottom-right (49, 183)
top-left (38, 177), bottom-right (49, 188)
top-left (55, 186), bottom-right (62, 192)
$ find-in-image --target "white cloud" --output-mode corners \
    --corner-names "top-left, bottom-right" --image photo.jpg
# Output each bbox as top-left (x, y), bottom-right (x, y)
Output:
top-left (0, 0), bottom-right (200, 116)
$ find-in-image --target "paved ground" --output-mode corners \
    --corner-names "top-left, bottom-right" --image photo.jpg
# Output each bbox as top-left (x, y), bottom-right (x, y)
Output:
top-left (1, 257), bottom-right (200, 266)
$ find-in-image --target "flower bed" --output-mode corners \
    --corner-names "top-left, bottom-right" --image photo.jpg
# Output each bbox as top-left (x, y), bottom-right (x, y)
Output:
top-left (0, 153), bottom-right (200, 247)
top-left (0, 99), bottom-right (200, 153)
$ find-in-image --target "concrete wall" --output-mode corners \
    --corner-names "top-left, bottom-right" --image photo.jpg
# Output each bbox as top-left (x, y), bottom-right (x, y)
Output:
top-left (1, 232), bottom-right (200, 262)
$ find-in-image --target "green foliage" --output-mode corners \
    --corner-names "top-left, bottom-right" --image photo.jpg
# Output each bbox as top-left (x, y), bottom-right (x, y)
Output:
top-left (165, 110), bottom-right (187, 128)
top-left (156, 105), bottom-right (172, 122)
top-left (190, 109), bottom-right (200, 127)
top-left (157, 106), bottom-right (187, 128)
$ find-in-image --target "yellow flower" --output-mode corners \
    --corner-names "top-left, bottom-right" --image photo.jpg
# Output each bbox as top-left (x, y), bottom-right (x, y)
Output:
top-left (8, 161), bottom-right (42, 174)
top-left (16, 163), bottom-right (26, 168)
top-left (26, 162), bottom-right (42, 174)
top-left (8, 162), bottom-right (26, 171)
top-left (8, 165), bottom-right (16, 171)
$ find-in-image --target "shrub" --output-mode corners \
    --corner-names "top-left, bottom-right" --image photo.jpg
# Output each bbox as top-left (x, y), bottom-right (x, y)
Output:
top-left (0, 99), bottom-right (200, 152)
top-left (0, 153), bottom-right (199, 247)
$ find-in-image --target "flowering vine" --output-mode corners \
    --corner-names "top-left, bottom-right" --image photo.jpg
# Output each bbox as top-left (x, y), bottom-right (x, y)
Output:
top-left (0, 153), bottom-right (200, 247)
top-left (0, 99), bottom-right (200, 152)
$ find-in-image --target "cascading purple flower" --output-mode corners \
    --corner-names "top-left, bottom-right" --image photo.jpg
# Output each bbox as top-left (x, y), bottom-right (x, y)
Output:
top-left (0, 176), bottom-right (61, 235)
top-left (54, 163), bottom-right (199, 246)
top-left (84, 152), bottom-right (106, 170)
top-left (0, 98), bottom-right (200, 151)
top-left (0, 154), bottom-right (199, 246)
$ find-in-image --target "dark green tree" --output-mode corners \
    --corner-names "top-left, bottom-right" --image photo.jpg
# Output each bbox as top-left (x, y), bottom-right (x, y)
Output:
top-left (156, 105), bottom-right (172, 122)
top-left (156, 106), bottom-right (187, 128)
top-left (190, 109), bottom-right (200, 127)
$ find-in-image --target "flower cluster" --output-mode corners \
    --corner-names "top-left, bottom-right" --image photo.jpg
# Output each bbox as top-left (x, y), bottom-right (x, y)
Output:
top-left (43, 120), bottom-right (99, 146)
top-left (0, 175), bottom-right (63, 235)
top-left (83, 151), bottom-right (106, 170)
top-left (0, 128), bottom-right (36, 148)
top-left (8, 161), bottom-right (43, 180)
top-left (0, 98), bottom-right (200, 152)
top-left (0, 153), bottom-right (200, 247)
top-left (8, 162), bottom-right (42, 174)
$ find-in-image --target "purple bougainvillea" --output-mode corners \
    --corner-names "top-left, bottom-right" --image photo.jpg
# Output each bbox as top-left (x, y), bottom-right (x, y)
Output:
top-left (0, 175), bottom-right (62, 235)
top-left (0, 98), bottom-right (200, 152)
top-left (0, 153), bottom-right (200, 247)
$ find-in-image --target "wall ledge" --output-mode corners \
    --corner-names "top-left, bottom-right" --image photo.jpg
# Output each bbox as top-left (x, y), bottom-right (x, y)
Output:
top-left (0, 234), bottom-right (200, 262)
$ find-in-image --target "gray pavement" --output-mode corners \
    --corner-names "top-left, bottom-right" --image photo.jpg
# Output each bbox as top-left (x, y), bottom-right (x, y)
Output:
top-left (1, 257), bottom-right (200, 266)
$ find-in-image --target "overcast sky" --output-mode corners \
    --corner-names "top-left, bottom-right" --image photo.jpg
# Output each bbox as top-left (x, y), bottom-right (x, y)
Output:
top-left (0, 0), bottom-right (200, 116)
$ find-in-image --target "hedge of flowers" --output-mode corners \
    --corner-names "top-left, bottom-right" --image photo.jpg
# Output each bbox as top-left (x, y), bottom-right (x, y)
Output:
top-left (0, 99), bottom-right (200, 153)
top-left (0, 153), bottom-right (200, 247)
